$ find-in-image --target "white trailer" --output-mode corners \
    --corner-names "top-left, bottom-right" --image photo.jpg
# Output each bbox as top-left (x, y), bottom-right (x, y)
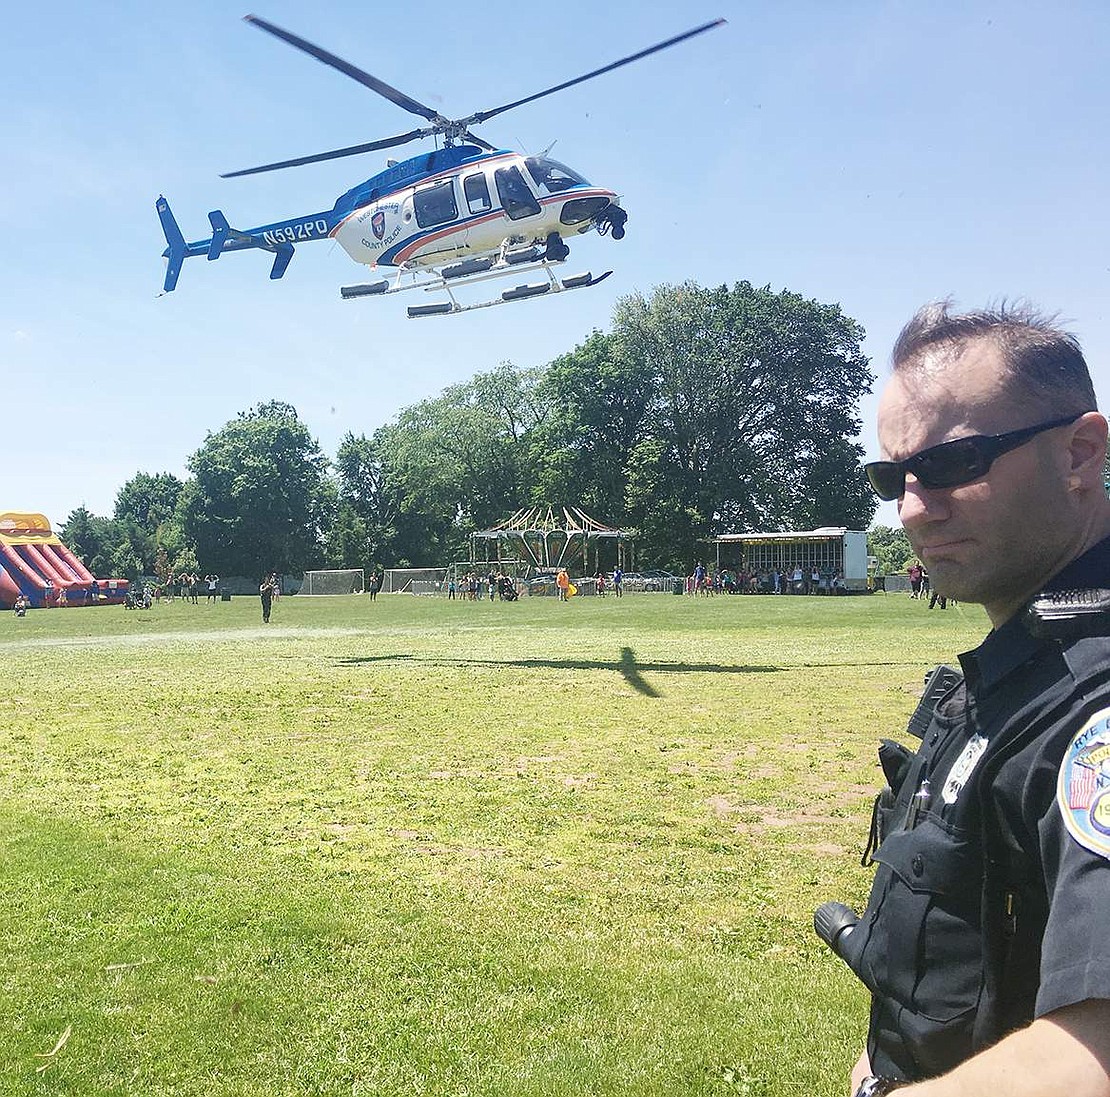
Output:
top-left (712, 527), bottom-right (869, 591)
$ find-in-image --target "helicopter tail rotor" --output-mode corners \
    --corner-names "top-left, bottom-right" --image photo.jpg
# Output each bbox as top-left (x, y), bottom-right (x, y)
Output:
top-left (156, 196), bottom-right (188, 292)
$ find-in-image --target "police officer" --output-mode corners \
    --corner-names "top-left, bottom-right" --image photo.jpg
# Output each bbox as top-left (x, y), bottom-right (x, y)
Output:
top-left (824, 301), bottom-right (1110, 1096)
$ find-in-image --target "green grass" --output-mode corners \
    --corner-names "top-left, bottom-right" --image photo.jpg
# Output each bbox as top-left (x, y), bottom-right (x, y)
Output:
top-left (0, 591), bottom-right (987, 1096)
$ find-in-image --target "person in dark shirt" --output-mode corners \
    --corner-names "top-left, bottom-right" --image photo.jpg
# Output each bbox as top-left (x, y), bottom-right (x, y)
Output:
top-left (259, 573), bottom-right (277, 622)
top-left (831, 300), bottom-right (1110, 1097)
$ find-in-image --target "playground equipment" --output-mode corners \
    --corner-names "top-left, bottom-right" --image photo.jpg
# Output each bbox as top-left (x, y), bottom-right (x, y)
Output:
top-left (0, 513), bottom-right (129, 609)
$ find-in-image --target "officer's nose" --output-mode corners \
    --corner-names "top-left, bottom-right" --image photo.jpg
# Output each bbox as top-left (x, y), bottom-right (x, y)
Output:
top-left (898, 474), bottom-right (950, 530)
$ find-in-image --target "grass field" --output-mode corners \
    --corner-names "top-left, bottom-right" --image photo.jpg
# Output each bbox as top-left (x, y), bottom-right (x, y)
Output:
top-left (0, 590), bottom-right (988, 1096)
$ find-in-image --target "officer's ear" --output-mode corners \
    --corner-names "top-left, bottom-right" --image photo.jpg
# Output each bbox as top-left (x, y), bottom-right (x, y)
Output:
top-left (1063, 412), bottom-right (1108, 494)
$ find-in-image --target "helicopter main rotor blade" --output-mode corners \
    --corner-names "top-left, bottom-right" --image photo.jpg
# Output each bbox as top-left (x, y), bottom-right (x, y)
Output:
top-left (462, 18), bottom-right (726, 127)
top-left (244, 14), bottom-right (446, 125)
top-left (221, 128), bottom-right (432, 178)
top-left (462, 129), bottom-right (497, 152)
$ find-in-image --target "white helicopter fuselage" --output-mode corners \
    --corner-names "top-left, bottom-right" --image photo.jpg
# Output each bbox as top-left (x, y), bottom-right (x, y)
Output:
top-left (329, 151), bottom-right (618, 270)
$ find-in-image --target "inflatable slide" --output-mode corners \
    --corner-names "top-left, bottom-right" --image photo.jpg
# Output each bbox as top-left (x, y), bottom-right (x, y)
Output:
top-left (0, 512), bottom-right (129, 609)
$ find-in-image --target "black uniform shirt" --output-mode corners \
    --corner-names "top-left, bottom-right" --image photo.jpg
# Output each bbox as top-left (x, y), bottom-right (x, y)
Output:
top-left (848, 534), bottom-right (1110, 1081)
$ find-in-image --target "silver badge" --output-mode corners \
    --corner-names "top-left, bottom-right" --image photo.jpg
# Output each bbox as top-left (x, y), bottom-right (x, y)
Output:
top-left (941, 734), bottom-right (989, 805)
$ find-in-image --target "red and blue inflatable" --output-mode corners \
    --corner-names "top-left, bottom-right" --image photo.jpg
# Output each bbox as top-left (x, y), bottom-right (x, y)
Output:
top-left (0, 512), bottom-right (128, 609)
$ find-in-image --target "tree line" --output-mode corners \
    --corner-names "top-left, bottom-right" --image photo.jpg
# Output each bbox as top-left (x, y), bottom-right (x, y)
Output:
top-left (61, 281), bottom-right (881, 580)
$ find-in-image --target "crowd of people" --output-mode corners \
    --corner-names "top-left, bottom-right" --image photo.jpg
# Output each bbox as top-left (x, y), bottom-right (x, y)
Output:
top-left (446, 570), bottom-right (519, 601)
top-left (686, 563), bottom-right (848, 595)
top-left (436, 563), bottom-right (853, 600)
top-left (139, 572), bottom-right (223, 604)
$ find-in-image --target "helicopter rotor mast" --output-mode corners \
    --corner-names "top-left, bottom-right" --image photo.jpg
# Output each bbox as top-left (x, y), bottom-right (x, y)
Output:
top-left (224, 14), bottom-right (725, 179)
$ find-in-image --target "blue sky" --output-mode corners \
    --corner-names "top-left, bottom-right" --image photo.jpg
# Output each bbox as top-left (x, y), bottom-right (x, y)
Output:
top-left (4, 1), bottom-right (1109, 531)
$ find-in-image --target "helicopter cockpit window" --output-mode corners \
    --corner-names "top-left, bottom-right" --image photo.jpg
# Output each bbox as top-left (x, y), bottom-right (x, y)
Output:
top-left (524, 157), bottom-right (590, 194)
top-left (413, 180), bottom-right (458, 229)
top-left (495, 166), bottom-right (541, 221)
top-left (463, 173), bottom-right (492, 214)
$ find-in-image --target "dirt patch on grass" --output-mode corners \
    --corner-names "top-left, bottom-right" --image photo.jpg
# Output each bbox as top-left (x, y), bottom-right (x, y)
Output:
top-left (707, 794), bottom-right (857, 838)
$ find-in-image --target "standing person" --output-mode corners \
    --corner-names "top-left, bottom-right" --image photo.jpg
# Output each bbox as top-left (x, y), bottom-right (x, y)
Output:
top-left (205, 573), bottom-right (220, 603)
top-left (819, 301), bottom-right (1110, 1096)
top-left (259, 573), bottom-right (276, 623)
top-left (612, 566), bottom-right (623, 598)
top-left (555, 568), bottom-right (570, 602)
top-left (368, 572), bottom-right (379, 602)
top-left (907, 560), bottom-right (924, 598)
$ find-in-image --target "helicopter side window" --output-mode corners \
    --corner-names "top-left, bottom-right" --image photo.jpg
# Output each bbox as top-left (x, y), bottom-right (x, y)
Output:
top-left (495, 166), bottom-right (541, 221)
top-left (524, 156), bottom-right (590, 194)
top-left (463, 173), bottom-right (492, 215)
top-left (413, 180), bottom-right (458, 229)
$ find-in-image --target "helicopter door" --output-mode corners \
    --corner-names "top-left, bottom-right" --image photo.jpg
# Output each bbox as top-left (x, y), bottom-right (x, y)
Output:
top-left (494, 165), bottom-right (541, 220)
top-left (413, 179), bottom-right (459, 229)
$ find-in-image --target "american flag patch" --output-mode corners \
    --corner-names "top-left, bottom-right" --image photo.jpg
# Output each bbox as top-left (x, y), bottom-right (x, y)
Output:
top-left (1069, 764), bottom-right (1100, 810)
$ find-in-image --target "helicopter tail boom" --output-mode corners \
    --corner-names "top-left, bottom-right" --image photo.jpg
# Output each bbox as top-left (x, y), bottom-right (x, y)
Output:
top-left (156, 198), bottom-right (318, 291)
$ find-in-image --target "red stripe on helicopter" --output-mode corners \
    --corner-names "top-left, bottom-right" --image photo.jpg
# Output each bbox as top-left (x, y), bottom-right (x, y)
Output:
top-left (390, 188), bottom-right (617, 265)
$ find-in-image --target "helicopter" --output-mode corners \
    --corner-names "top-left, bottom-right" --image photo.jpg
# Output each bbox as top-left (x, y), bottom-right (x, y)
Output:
top-left (157, 14), bottom-right (724, 318)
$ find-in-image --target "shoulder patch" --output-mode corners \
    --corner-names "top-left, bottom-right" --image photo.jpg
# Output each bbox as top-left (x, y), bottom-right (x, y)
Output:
top-left (1057, 708), bottom-right (1110, 860)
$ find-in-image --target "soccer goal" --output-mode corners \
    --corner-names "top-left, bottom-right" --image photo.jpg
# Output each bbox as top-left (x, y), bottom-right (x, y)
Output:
top-left (301, 569), bottom-right (365, 595)
top-left (383, 567), bottom-right (447, 594)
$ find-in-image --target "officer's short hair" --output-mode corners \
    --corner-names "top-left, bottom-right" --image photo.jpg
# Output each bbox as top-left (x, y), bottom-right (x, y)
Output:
top-left (892, 299), bottom-right (1098, 415)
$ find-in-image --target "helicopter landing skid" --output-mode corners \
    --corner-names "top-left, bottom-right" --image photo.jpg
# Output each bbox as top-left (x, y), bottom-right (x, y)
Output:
top-left (339, 259), bottom-right (612, 318)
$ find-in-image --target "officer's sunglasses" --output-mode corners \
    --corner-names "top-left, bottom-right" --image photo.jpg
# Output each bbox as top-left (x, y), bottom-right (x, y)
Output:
top-left (864, 412), bottom-right (1083, 501)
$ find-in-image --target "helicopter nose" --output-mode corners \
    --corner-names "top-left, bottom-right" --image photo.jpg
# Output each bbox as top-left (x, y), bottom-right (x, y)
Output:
top-left (560, 195), bottom-right (614, 226)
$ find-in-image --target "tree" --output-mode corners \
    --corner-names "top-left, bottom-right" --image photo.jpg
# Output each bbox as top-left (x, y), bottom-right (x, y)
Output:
top-left (113, 471), bottom-right (186, 575)
top-left (868, 524), bottom-right (915, 576)
top-left (181, 401), bottom-right (333, 577)
top-left (323, 502), bottom-right (370, 571)
top-left (531, 330), bottom-right (653, 520)
top-left (368, 364), bottom-right (551, 565)
top-left (58, 507), bottom-right (140, 579)
top-left (619, 283), bottom-right (876, 559)
top-left (332, 432), bottom-right (399, 568)
top-left (536, 282), bottom-right (877, 568)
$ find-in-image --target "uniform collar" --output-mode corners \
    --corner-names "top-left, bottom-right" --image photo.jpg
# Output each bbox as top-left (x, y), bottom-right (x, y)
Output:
top-left (958, 534), bottom-right (1110, 693)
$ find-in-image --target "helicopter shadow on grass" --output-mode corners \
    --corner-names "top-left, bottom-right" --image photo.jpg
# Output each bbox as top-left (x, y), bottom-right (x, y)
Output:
top-left (336, 647), bottom-right (781, 699)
